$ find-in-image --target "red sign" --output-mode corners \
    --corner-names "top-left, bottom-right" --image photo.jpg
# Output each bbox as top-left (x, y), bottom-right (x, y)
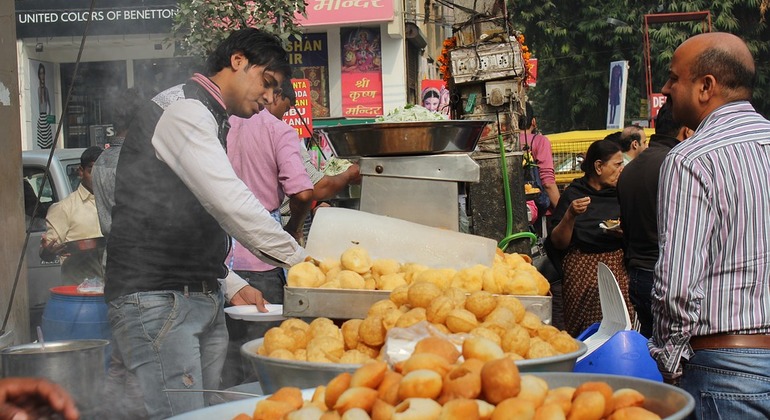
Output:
top-left (282, 79), bottom-right (313, 138)
top-left (297, 0), bottom-right (395, 27)
top-left (527, 58), bottom-right (538, 87)
top-left (650, 93), bottom-right (667, 121)
top-left (341, 73), bottom-right (383, 117)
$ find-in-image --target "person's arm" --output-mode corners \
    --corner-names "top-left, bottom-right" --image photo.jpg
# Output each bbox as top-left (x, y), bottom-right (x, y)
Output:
top-left (285, 189), bottom-right (313, 242)
top-left (39, 202), bottom-right (67, 262)
top-left (533, 135), bottom-right (561, 208)
top-left (312, 163), bottom-right (361, 201)
top-left (0, 377), bottom-right (79, 420)
top-left (221, 270), bottom-right (271, 311)
top-left (650, 152), bottom-right (710, 381)
top-left (549, 196), bottom-right (591, 250)
top-left (152, 100), bottom-right (307, 268)
top-left (543, 183), bottom-right (561, 210)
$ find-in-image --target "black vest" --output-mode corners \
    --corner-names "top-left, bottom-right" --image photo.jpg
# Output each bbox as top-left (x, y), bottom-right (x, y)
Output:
top-left (105, 79), bottom-right (231, 302)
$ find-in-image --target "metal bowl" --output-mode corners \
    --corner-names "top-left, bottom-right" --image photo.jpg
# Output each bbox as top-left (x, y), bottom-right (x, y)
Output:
top-left (241, 338), bottom-right (361, 394)
top-left (318, 120), bottom-right (491, 158)
top-left (168, 373), bottom-right (693, 420)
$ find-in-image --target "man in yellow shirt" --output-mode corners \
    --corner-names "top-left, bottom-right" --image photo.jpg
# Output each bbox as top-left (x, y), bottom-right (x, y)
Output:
top-left (40, 146), bottom-right (104, 284)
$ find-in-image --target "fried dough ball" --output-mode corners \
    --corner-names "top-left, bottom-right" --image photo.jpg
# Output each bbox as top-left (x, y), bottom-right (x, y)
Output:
top-left (463, 336), bottom-right (504, 362)
top-left (263, 327), bottom-right (298, 354)
top-left (382, 308), bottom-right (403, 330)
top-left (253, 399), bottom-right (296, 420)
top-left (443, 287), bottom-right (468, 308)
top-left (431, 322), bottom-right (451, 335)
top-left (534, 403), bottom-right (567, 420)
top-left (395, 307), bottom-right (427, 329)
top-left (334, 387), bottom-right (379, 415)
top-left (413, 337), bottom-right (461, 364)
top-left (341, 319), bottom-right (363, 350)
top-left (607, 407), bottom-right (661, 420)
top-left (481, 266), bottom-right (509, 294)
top-left (548, 332), bottom-right (580, 354)
top-left (503, 252), bottom-right (529, 269)
top-left (372, 258), bottom-right (402, 279)
top-left (491, 397), bottom-right (536, 420)
top-left (393, 398), bottom-right (442, 420)
top-left (364, 277), bottom-right (377, 290)
top-left (465, 291), bottom-right (498, 320)
top-left (287, 261), bottom-right (326, 288)
top-left (285, 406), bottom-right (325, 420)
top-left (574, 382), bottom-right (614, 418)
top-left (398, 369), bottom-right (444, 401)
top-left (501, 324), bottom-right (531, 357)
top-left (340, 246), bottom-right (372, 274)
top-left (372, 399), bottom-right (396, 420)
top-left (412, 268), bottom-right (455, 291)
top-left (319, 258), bottom-right (342, 274)
top-left (611, 388), bottom-right (645, 411)
top-left (520, 311), bottom-right (545, 334)
top-left (495, 296), bottom-right (526, 323)
top-left (335, 270), bottom-right (366, 290)
top-left (450, 264), bottom-right (486, 293)
top-left (483, 306), bottom-right (516, 329)
top-left (355, 342), bottom-right (381, 359)
top-left (320, 412), bottom-right (342, 420)
top-left (293, 349), bottom-right (307, 361)
top-left (281, 318), bottom-right (311, 333)
top-left (320, 279), bottom-right (343, 289)
top-left (535, 325), bottom-right (561, 341)
top-left (390, 284), bottom-right (410, 306)
top-left (351, 360), bottom-right (388, 388)
top-left (446, 308), bottom-right (479, 333)
top-left (307, 336), bottom-right (345, 363)
top-left (475, 399), bottom-right (496, 420)
top-left (340, 407), bottom-right (371, 420)
top-left (359, 315), bottom-right (387, 347)
top-left (310, 385), bottom-right (327, 410)
top-left (268, 349), bottom-right (295, 361)
top-left (325, 372), bottom-right (352, 410)
top-left (480, 358), bottom-right (521, 405)
top-left (368, 299), bottom-right (399, 317)
top-left (517, 375), bottom-right (549, 406)
top-left (517, 263), bottom-right (551, 296)
top-left (325, 267), bottom-right (343, 283)
top-left (478, 322), bottom-right (507, 340)
top-left (426, 295), bottom-right (455, 324)
top-left (269, 387), bottom-right (305, 409)
top-left (567, 391), bottom-right (605, 420)
top-left (339, 350), bottom-right (373, 364)
top-left (408, 281), bottom-right (443, 309)
top-left (439, 398), bottom-right (481, 420)
top-left (283, 327), bottom-right (309, 350)
top-left (439, 365), bottom-right (482, 403)
top-left (401, 353), bottom-right (452, 376)
top-left (544, 387), bottom-right (575, 415)
top-left (527, 338), bottom-right (558, 359)
top-left (309, 318), bottom-right (344, 342)
top-left (378, 272), bottom-right (408, 291)
top-left (378, 370), bottom-right (404, 406)
top-left (469, 326), bottom-right (502, 347)
top-left (504, 271), bottom-right (540, 295)
top-left (256, 345), bottom-right (268, 356)
top-left (401, 263), bottom-right (430, 284)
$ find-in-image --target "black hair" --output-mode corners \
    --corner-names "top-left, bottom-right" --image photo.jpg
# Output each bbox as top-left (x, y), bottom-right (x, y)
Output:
top-left (422, 88), bottom-right (440, 101)
top-left (114, 88), bottom-right (143, 134)
top-left (280, 77), bottom-right (296, 106)
top-left (692, 46), bottom-right (755, 93)
top-left (205, 28), bottom-right (291, 80)
top-left (518, 102), bottom-right (535, 130)
top-left (654, 100), bottom-right (682, 138)
top-left (80, 146), bottom-right (103, 167)
top-left (580, 139), bottom-right (622, 176)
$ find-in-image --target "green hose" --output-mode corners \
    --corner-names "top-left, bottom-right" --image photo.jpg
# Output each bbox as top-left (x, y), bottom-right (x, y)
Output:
top-left (495, 110), bottom-right (537, 251)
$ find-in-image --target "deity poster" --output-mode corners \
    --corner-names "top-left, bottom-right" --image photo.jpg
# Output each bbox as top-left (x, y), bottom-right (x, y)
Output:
top-left (289, 33), bottom-right (330, 118)
top-left (340, 27), bottom-right (383, 118)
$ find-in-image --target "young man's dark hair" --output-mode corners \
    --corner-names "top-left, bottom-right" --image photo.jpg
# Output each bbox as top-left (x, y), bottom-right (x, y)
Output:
top-left (205, 28), bottom-right (291, 80)
top-left (654, 101), bottom-right (682, 138)
top-left (518, 102), bottom-right (535, 130)
top-left (279, 77), bottom-right (296, 106)
top-left (80, 146), bottom-right (103, 167)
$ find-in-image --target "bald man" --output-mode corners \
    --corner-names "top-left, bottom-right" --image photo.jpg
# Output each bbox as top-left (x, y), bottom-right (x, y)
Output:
top-left (649, 32), bottom-right (770, 418)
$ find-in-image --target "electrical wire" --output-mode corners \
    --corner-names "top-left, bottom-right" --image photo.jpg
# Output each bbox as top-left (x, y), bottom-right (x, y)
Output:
top-left (2, 0), bottom-right (98, 334)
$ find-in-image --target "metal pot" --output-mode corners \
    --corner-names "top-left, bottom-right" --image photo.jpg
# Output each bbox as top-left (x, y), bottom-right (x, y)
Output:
top-left (1, 339), bottom-right (109, 417)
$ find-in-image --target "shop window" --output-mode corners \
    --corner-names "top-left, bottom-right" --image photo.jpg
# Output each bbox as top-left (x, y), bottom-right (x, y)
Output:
top-left (133, 57), bottom-right (204, 99)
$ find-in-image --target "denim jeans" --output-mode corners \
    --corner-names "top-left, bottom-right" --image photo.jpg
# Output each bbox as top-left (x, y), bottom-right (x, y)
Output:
top-left (680, 348), bottom-right (770, 419)
top-left (628, 267), bottom-right (654, 338)
top-left (107, 289), bottom-right (228, 420)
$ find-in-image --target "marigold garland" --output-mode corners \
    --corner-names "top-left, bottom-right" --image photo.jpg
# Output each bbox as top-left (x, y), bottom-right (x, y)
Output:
top-left (437, 36), bottom-right (457, 83)
top-left (517, 33), bottom-right (534, 82)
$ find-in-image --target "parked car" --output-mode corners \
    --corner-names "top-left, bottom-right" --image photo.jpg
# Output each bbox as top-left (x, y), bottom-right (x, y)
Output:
top-left (22, 148), bottom-right (85, 332)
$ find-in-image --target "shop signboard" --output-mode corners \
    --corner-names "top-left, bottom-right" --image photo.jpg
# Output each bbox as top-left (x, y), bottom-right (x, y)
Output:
top-left (297, 0), bottom-right (394, 27)
top-left (340, 27), bottom-right (383, 118)
top-left (282, 79), bottom-right (314, 138)
top-left (289, 33), bottom-right (331, 118)
top-left (15, 0), bottom-right (178, 38)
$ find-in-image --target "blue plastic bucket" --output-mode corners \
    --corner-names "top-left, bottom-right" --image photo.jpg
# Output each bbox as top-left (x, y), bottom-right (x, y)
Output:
top-left (41, 285), bottom-right (111, 343)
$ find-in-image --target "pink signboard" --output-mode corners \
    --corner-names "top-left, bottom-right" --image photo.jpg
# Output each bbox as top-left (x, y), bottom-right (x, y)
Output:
top-left (297, 0), bottom-right (394, 27)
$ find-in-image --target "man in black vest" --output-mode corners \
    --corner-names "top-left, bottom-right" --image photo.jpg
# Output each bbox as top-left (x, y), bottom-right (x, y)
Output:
top-left (105, 29), bottom-right (307, 419)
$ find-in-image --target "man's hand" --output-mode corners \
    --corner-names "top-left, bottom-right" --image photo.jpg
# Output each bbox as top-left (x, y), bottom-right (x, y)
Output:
top-left (229, 286), bottom-right (269, 312)
top-left (0, 377), bottom-right (80, 420)
top-left (39, 234), bottom-right (67, 262)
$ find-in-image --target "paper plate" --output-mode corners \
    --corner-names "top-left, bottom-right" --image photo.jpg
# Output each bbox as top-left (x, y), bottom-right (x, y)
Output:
top-left (224, 304), bottom-right (285, 322)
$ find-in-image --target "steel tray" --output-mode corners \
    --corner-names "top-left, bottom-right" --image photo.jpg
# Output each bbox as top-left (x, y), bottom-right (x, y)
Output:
top-left (318, 120), bottom-right (491, 158)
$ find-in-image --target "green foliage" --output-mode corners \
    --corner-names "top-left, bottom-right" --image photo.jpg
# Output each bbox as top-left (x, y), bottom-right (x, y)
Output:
top-left (171, 0), bottom-right (308, 59)
top-left (509, 0), bottom-right (770, 132)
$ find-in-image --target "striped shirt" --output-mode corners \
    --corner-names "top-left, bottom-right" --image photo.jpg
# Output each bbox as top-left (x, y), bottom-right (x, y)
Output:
top-left (649, 101), bottom-right (770, 377)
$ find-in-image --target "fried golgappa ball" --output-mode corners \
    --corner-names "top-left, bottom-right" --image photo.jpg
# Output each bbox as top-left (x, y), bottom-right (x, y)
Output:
top-left (340, 318), bottom-right (363, 350)
top-left (465, 290), bottom-right (498, 320)
top-left (503, 252), bottom-right (529, 269)
top-left (504, 270), bottom-right (540, 295)
top-left (484, 306), bottom-right (517, 329)
top-left (426, 295), bottom-right (455, 324)
top-left (469, 326), bottom-right (502, 347)
top-left (378, 272), bottom-right (408, 291)
top-left (359, 314), bottom-right (387, 347)
top-left (439, 398), bottom-right (481, 420)
top-left (368, 299), bottom-right (399, 317)
top-left (495, 295), bottom-right (526, 323)
top-left (325, 372), bottom-right (352, 411)
top-left (407, 281), bottom-right (443, 309)
top-left (534, 403), bottom-right (567, 420)
top-left (263, 327), bottom-right (298, 354)
top-left (481, 265), bottom-right (509, 294)
top-left (398, 369), bottom-right (444, 401)
top-left (414, 268), bottom-right (457, 290)
top-left (526, 338), bottom-right (558, 360)
top-left (339, 349), bottom-right (374, 365)
top-left (351, 360), bottom-right (388, 388)
top-left (517, 375), bottom-right (549, 407)
top-left (378, 370), bottom-right (404, 406)
top-left (520, 311), bottom-right (546, 335)
top-left (309, 317), bottom-right (344, 341)
top-left (335, 270), bottom-right (366, 290)
top-left (491, 398), bottom-right (536, 420)
top-left (413, 336), bottom-right (461, 364)
top-left (568, 391), bottom-right (605, 420)
top-left (573, 382), bottom-right (614, 418)
top-left (319, 258), bottom-right (342, 274)
top-left (401, 353), bottom-right (452, 376)
top-left (450, 264), bottom-right (487, 293)
top-left (372, 258), bottom-right (402, 279)
top-left (268, 349), bottom-right (296, 361)
top-left (340, 246), bottom-right (372, 274)
top-left (548, 331), bottom-right (580, 355)
top-left (544, 386), bottom-right (575, 415)
top-left (333, 387), bottom-right (379, 415)
top-left (392, 398), bottom-right (442, 420)
top-left (401, 263), bottom-right (430, 284)
top-left (480, 357), bottom-right (521, 405)
top-left (445, 308), bottom-right (479, 333)
top-left (610, 388), bottom-right (646, 411)
top-left (443, 287), bottom-right (468, 308)
top-left (501, 324), bottom-right (531, 357)
top-left (462, 336), bottom-right (504, 362)
top-left (439, 364), bottom-right (482, 403)
top-left (395, 307), bottom-right (427, 329)
top-left (307, 336), bottom-right (345, 363)
top-left (287, 261), bottom-right (326, 288)
top-left (390, 284), bottom-right (410, 306)
top-left (607, 407), bottom-right (661, 420)
top-left (281, 318), bottom-right (310, 333)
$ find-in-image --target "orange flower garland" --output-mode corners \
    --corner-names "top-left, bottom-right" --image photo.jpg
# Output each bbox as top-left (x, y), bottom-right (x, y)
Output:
top-left (517, 33), bottom-right (534, 82)
top-left (437, 36), bottom-right (457, 83)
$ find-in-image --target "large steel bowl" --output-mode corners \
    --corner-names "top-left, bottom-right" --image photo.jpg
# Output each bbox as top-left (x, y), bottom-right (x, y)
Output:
top-left (167, 372), bottom-right (693, 420)
top-left (318, 119), bottom-right (491, 158)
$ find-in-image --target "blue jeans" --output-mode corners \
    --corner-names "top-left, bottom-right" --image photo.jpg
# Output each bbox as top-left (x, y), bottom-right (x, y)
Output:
top-left (680, 348), bottom-right (770, 419)
top-left (628, 267), bottom-right (654, 338)
top-left (107, 289), bottom-right (228, 420)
